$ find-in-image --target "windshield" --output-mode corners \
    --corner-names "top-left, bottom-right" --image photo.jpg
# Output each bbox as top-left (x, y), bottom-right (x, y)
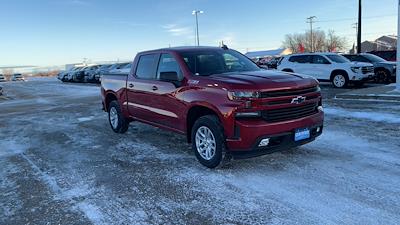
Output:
top-left (326, 54), bottom-right (350, 63)
top-left (364, 54), bottom-right (386, 62)
top-left (179, 49), bottom-right (260, 76)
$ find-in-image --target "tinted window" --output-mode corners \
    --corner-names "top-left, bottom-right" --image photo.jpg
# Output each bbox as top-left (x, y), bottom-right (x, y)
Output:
top-left (343, 55), bottom-right (356, 61)
top-left (289, 55), bottom-right (312, 63)
top-left (179, 49), bottom-right (259, 76)
top-left (157, 54), bottom-right (182, 79)
top-left (354, 56), bottom-right (370, 63)
top-left (363, 54), bottom-right (386, 62)
top-left (312, 55), bottom-right (330, 64)
top-left (326, 54), bottom-right (350, 63)
top-left (136, 54), bottom-right (158, 79)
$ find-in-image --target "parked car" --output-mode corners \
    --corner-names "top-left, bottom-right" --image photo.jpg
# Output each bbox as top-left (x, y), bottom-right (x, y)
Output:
top-left (107, 62), bottom-right (131, 74)
top-left (266, 57), bottom-right (282, 69)
top-left (368, 50), bottom-right (396, 62)
top-left (11, 73), bottom-right (25, 81)
top-left (0, 74), bottom-right (6, 82)
top-left (109, 62), bottom-right (132, 74)
top-left (278, 53), bottom-right (375, 88)
top-left (83, 65), bottom-right (100, 82)
top-left (343, 53), bottom-right (396, 83)
top-left (65, 67), bottom-right (82, 81)
top-left (101, 46), bottom-right (324, 168)
top-left (68, 67), bottom-right (87, 82)
top-left (93, 64), bottom-right (112, 82)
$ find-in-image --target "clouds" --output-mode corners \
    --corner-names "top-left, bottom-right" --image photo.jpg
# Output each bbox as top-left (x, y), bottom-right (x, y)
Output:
top-left (162, 24), bottom-right (193, 37)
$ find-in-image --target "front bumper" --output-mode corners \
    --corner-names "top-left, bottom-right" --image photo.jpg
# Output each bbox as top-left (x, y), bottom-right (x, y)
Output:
top-left (226, 111), bottom-right (324, 157)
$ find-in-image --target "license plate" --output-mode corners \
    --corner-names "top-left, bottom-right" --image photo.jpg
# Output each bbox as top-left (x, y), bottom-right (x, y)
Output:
top-left (295, 128), bottom-right (310, 141)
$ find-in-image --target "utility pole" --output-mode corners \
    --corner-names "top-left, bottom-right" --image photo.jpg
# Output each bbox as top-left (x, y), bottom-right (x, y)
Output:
top-left (306, 16), bottom-right (317, 52)
top-left (192, 10), bottom-right (203, 46)
top-left (357, 0), bottom-right (362, 53)
top-left (352, 23), bottom-right (358, 41)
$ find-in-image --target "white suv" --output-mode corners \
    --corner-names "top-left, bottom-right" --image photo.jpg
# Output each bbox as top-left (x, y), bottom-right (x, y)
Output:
top-left (277, 53), bottom-right (375, 88)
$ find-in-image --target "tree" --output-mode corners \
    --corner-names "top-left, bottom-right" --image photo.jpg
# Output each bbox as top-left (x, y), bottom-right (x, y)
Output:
top-left (325, 30), bottom-right (347, 52)
top-left (282, 30), bottom-right (347, 53)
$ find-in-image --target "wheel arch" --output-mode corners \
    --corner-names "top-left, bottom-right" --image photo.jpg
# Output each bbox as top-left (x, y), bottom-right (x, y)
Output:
top-left (186, 104), bottom-right (223, 143)
top-left (104, 92), bottom-right (118, 112)
top-left (330, 69), bottom-right (349, 81)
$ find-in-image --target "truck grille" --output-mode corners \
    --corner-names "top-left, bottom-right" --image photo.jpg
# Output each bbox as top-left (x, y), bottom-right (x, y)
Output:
top-left (362, 66), bottom-right (374, 74)
top-left (261, 102), bottom-right (318, 123)
top-left (260, 86), bottom-right (318, 98)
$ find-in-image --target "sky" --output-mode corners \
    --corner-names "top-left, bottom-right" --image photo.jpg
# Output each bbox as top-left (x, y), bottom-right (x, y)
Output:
top-left (0, 0), bottom-right (398, 66)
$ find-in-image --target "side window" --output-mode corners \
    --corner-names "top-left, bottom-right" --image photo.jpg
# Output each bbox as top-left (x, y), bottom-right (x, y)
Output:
top-left (157, 54), bottom-right (182, 79)
top-left (312, 55), bottom-right (330, 64)
top-left (355, 56), bottom-right (369, 62)
top-left (135, 54), bottom-right (158, 79)
top-left (289, 55), bottom-right (311, 63)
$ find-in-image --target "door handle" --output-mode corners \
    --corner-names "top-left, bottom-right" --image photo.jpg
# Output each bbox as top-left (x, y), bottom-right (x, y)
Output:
top-left (152, 86), bottom-right (158, 91)
top-left (129, 83), bottom-right (134, 88)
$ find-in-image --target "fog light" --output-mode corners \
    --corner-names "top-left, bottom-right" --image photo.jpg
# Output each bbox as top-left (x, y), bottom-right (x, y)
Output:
top-left (317, 106), bottom-right (323, 112)
top-left (258, 138), bottom-right (270, 147)
top-left (316, 127), bottom-right (321, 133)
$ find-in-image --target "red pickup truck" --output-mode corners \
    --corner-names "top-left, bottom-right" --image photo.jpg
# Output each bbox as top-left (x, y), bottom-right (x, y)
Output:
top-left (101, 46), bottom-right (324, 168)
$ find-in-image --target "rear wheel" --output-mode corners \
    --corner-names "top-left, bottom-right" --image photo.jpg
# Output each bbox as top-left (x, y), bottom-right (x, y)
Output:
top-left (332, 73), bottom-right (348, 88)
top-left (191, 115), bottom-right (226, 168)
top-left (108, 100), bottom-right (129, 133)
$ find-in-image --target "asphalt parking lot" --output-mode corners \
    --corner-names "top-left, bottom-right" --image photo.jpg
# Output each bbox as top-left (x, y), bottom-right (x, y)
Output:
top-left (0, 78), bottom-right (399, 225)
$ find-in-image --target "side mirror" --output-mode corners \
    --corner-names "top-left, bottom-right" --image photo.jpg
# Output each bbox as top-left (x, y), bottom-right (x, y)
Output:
top-left (159, 71), bottom-right (181, 87)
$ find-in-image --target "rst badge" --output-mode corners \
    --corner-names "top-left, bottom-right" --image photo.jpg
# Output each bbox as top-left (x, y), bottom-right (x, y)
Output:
top-left (291, 96), bottom-right (306, 104)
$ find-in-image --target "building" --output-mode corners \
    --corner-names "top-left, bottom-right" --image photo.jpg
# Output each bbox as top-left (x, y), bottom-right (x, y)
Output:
top-left (350, 35), bottom-right (397, 53)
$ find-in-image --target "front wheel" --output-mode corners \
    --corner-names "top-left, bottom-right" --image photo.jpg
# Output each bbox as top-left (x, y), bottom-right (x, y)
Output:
top-left (332, 74), bottom-right (348, 88)
top-left (191, 115), bottom-right (226, 168)
top-left (108, 100), bottom-right (129, 133)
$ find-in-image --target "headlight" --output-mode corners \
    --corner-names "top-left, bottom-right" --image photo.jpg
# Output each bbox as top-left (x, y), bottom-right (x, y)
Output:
top-left (228, 91), bottom-right (260, 100)
top-left (351, 67), bottom-right (360, 73)
top-left (316, 85), bottom-right (321, 92)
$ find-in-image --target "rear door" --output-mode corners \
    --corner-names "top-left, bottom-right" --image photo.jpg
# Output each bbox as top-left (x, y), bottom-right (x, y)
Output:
top-left (291, 55), bottom-right (313, 75)
top-left (126, 53), bottom-right (160, 122)
top-left (126, 53), bottom-right (185, 131)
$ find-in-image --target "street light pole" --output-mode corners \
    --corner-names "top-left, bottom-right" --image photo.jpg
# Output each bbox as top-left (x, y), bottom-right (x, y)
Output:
top-left (357, 0), bottom-right (362, 53)
top-left (192, 10), bottom-right (203, 46)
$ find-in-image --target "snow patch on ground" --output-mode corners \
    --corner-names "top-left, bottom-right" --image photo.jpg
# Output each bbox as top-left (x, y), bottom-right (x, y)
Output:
top-left (325, 107), bottom-right (400, 123)
top-left (78, 116), bottom-right (96, 122)
top-left (0, 139), bottom-right (28, 157)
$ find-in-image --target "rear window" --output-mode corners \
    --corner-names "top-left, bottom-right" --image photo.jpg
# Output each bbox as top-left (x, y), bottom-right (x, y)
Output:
top-left (135, 54), bottom-right (158, 79)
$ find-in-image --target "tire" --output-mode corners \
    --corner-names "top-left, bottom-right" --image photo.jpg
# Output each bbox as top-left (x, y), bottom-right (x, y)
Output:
top-left (191, 115), bottom-right (226, 168)
top-left (375, 70), bottom-right (387, 83)
top-left (108, 100), bottom-right (129, 133)
top-left (331, 73), bottom-right (348, 88)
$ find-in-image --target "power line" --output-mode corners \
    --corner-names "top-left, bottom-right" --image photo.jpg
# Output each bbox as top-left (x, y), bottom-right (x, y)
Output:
top-left (316, 14), bottom-right (397, 23)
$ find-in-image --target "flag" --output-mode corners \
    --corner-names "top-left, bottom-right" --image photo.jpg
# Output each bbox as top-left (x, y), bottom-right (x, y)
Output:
top-left (298, 43), bottom-right (305, 53)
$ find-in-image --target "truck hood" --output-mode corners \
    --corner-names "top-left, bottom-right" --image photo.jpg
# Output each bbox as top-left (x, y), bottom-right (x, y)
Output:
top-left (374, 61), bottom-right (396, 67)
top-left (349, 62), bottom-right (374, 67)
top-left (201, 70), bottom-right (318, 91)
